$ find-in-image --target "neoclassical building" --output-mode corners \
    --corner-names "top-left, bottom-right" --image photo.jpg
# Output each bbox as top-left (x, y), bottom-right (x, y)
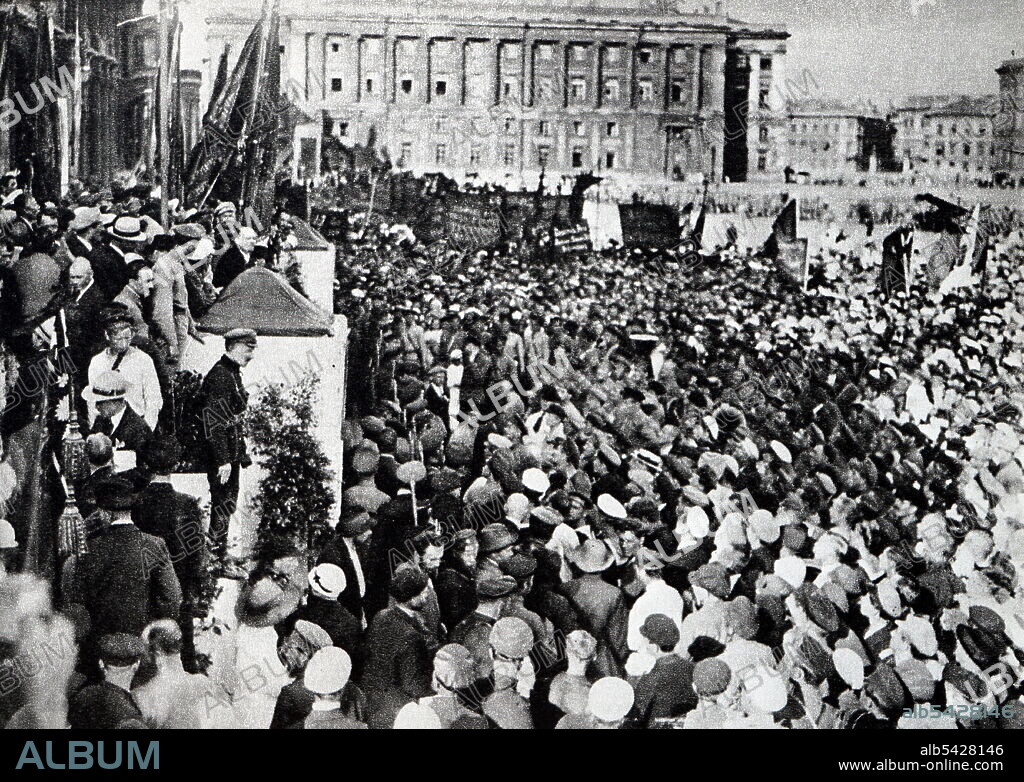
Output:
top-left (995, 56), bottom-right (1024, 183)
top-left (205, 0), bottom-right (789, 184)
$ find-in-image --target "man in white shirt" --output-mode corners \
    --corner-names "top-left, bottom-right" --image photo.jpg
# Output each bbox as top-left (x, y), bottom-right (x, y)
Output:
top-left (627, 558), bottom-right (685, 656)
top-left (85, 310), bottom-right (162, 430)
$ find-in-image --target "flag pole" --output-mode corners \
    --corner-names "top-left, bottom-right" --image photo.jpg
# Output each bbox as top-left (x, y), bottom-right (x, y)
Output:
top-left (158, 0), bottom-right (171, 229)
top-left (240, 0), bottom-right (273, 212)
top-left (903, 226), bottom-right (911, 299)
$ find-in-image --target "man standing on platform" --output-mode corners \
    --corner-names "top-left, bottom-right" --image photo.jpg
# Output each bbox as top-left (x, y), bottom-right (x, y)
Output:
top-left (200, 328), bottom-right (257, 578)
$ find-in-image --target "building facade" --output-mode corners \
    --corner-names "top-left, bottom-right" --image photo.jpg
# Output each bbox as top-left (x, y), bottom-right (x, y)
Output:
top-left (118, 14), bottom-right (203, 174)
top-left (995, 57), bottom-right (1024, 182)
top-left (205, 0), bottom-right (788, 185)
top-left (782, 99), bottom-right (896, 181)
top-left (0, 0), bottom-right (143, 187)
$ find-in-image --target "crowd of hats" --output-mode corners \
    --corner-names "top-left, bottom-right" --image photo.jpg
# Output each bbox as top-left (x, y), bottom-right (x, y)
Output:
top-left (323, 189), bottom-right (1024, 729)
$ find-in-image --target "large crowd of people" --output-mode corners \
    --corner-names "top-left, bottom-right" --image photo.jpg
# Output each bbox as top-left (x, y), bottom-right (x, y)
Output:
top-left (1, 167), bottom-right (1023, 729)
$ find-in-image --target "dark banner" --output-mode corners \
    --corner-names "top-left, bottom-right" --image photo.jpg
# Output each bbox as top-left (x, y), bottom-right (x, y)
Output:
top-left (618, 203), bottom-right (680, 249)
top-left (445, 194), bottom-right (503, 251)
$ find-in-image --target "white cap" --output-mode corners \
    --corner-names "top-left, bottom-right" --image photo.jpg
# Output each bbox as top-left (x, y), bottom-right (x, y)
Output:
top-left (393, 701), bottom-right (442, 729)
top-left (0, 520), bottom-right (17, 549)
top-left (587, 677), bottom-right (634, 722)
top-left (770, 441), bottom-right (792, 464)
top-left (774, 556), bottom-right (807, 589)
top-left (187, 237), bottom-right (215, 260)
top-left (504, 493), bottom-right (530, 524)
top-left (308, 563), bottom-right (347, 599)
top-left (303, 647), bottom-right (352, 695)
top-left (596, 494), bottom-right (627, 520)
top-left (522, 468), bottom-right (550, 494)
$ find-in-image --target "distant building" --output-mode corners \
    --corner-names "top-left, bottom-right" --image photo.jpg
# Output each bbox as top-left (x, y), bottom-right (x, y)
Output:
top-left (204, 0), bottom-right (789, 185)
top-left (0, 0), bottom-right (144, 185)
top-left (995, 57), bottom-right (1024, 182)
top-left (782, 99), bottom-right (896, 180)
top-left (118, 14), bottom-right (203, 173)
top-left (895, 94), bottom-right (998, 180)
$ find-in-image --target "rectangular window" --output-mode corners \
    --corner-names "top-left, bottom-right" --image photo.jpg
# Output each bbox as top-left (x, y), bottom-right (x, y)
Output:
top-left (469, 145), bottom-right (481, 165)
top-left (538, 120), bottom-right (551, 137)
top-left (759, 89), bottom-right (769, 109)
top-left (331, 78), bottom-right (343, 92)
top-left (570, 77), bottom-right (587, 101)
top-left (399, 141), bottom-right (412, 164)
top-left (672, 47), bottom-right (689, 66)
top-left (757, 153), bottom-right (767, 172)
top-left (435, 143), bottom-right (447, 164)
top-left (571, 147), bottom-right (584, 168)
top-left (503, 143), bottom-right (516, 166)
top-left (504, 117), bottom-right (516, 133)
top-left (573, 120), bottom-right (586, 136)
top-left (759, 125), bottom-right (769, 143)
top-left (571, 45), bottom-right (587, 62)
top-left (435, 80), bottom-right (447, 96)
top-left (670, 80), bottom-right (685, 103)
top-left (603, 78), bottom-right (619, 101)
top-left (605, 150), bottom-right (616, 169)
top-left (761, 56), bottom-right (773, 70)
top-left (537, 145), bottom-right (550, 167)
top-left (538, 77), bottom-right (555, 102)
top-left (605, 46), bottom-right (622, 64)
top-left (638, 79), bottom-right (653, 102)
top-left (331, 43), bottom-right (340, 53)
top-left (537, 44), bottom-right (554, 61)
top-left (337, 122), bottom-right (349, 137)
top-left (401, 78), bottom-right (413, 94)
top-left (637, 48), bottom-right (652, 65)
top-left (606, 121), bottom-right (619, 138)
top-left (365, 78), bottom-right (374, 94)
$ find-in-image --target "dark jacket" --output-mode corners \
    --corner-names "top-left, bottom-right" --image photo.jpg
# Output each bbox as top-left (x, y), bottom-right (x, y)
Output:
top-left (631, 655), bottom-right (698, 727)
top-left (213, 246), bottom-right (249, 290)
top-left (294, 596), bottom-right (363, 666)
top-left (74, 465), bottom-right (114, 521)
top-left (272, 680), bottom-right (367, 730)
top-left (199, 355), bottom-right (249, 468)
top-left (360, 606), bottom-right (435, 728)
top-left (131, 482), bottom-right (205, 594)
top-left (63, 282), bottom-right (109, 378)
top-left (68, 681), bottom-right (144, 730)
top-left (316, 533), bottom-right (367, 625)
top-left (90, 405), bottom-right (153, 454)
top-left (436, 561), bottom-right (478, 631)
top-left (70, 523), bottom-right (182, 637)
top-left (88, 244), bottom-right (131, 301)
top-left (560, 574), bottom-right (629, 677)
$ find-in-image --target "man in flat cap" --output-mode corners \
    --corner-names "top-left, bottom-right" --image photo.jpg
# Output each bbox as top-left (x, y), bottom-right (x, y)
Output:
top-left (450, 575), bottom-right (518, 680)
top-left (68, 633), bottom-right (147, 729)
top-left (199, 328), bottom-right (257, 576)
top-left (361, 567), bottom-right (437, 728)
top-left (630, 613), bottom-right (697, 727)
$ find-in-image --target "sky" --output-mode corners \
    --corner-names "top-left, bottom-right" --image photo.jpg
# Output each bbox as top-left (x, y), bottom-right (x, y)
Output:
top-left (728, 0), bottom-right (1022, 104)
top-left (162, 0), bottom-right (1023, 104)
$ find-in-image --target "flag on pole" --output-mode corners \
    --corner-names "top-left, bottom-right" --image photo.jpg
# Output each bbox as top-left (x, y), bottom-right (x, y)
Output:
top-left (938, 204), bottom-right (983, 296)
top-left (760, 197), bottom-right (798, 259)
top-left (29, 5), bottom-right (63, 201)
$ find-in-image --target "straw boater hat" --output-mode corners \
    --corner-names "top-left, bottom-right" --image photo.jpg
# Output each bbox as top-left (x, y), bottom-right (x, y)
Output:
top-left (571, 538), bottom-right (614, 573)
top-left (83, 371), bottom-right (128, 405)
top-left (108, 216), bottom-right (147, 243)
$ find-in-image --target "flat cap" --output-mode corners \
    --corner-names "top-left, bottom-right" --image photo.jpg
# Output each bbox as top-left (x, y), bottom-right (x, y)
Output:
top-left (489, 616), bottom-right (534, 658)
top-left (304, 647), bottom-right (352, 695)
top-left (692, 658), bottom-right (732, 697)
top-left (97, 633), bottom-right (147, 667)
top-left (640, 613), bottom-right (680, 650)
top-left (390, 567), bottom-right (429, 602)
top-left (224, 328), bottom-right (258, 347)
top-left (478, 523), bottom-right (518, 554)
top-left (476, 575), bottom-right (518, 599)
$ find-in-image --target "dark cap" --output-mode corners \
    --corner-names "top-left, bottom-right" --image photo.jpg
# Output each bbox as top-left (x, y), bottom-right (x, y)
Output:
top-left (390, 567), bottom-right (429, 603)
top-left (140, 437), bottom-right (182, 474)
top-left (224, 328), bottom-right (258, 348)
top-left (476, 575), bottom-right (518, 599)
top-left (97, 633), bottom-right (147, 667)
top-left (640, 613), bottom-right (680, 650)
top-left (499, 553), bottom-right (537, 583)
top-left (94, 475), bottom-right (138, 511)
top-left (478, 523), bottom-right (518, 554)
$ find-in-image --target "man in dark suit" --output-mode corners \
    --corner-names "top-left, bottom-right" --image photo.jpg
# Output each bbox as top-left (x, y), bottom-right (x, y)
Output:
top-left (461, 333), bottom-right (495, 411)
top-left (199, 328), bottom-right (257, 575)
top-left (316, 504), bottom-right (373, 626)
top-left (88, 215), bottom-right (146, 300)
top-left (630, 614), bottom-right (697, 727)
top-left (73, 433), bottom-right (115, 521)
top-left (212, 227), bottom-right (257, 289)
top-left (292, 564), bottom-right (363, 671)
top-left (560, 539), bottom-right (629, 677)
top-left (360, 568), bottom-right (436, 728)
top-left (62, 258), bottom-right (109, 396)
top-left (86, 370), bottom-right (153, 454)
top-left (70, 475), bottom-right (182, 642)
top-left (132, 437), bottom-right (205, 671)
